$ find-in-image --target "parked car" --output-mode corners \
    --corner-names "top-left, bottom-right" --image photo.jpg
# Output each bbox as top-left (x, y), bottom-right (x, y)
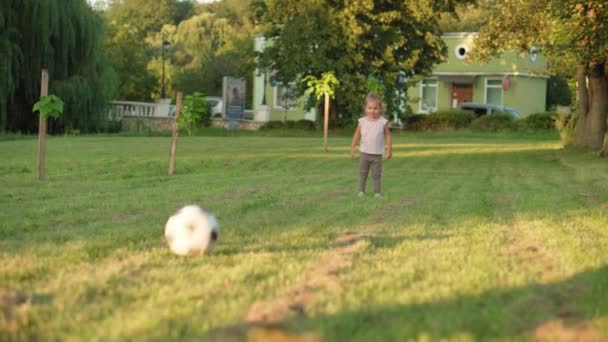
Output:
top-left (204, 96), bottom-right (224, 118)
top-left (458, 102), bottom-right (521, 119)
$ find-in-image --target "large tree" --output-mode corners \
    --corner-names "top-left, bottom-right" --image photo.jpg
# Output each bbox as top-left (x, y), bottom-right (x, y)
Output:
top-left (0, 0), bottom-right (116, 133)
top-left (471, 0), bottom-right (608, 156)
top-left (253, 0), bottom-right (471, 122)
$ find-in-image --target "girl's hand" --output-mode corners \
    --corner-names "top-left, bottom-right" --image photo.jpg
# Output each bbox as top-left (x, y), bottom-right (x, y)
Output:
top-left (350, 147), bottom-right (356, 158)
top-left (386, 149), bottom-right (392, 160)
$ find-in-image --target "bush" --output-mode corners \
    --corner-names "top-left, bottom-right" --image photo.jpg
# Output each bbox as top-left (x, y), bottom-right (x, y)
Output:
top-left (179, 92), bottom-right (211, 134)
top-left (519, 112), bottom-right (558, 130)
top-left (402, 114), bottom-right (428, 130)
top-left (433, 110), bottom-right (476, 129)
top-left (260, 120), bottom-right (316, 130)
top-left (260, 121), bottom-right (285, 130)
top-left (294, 119), bottom-right (316, 130)
top-left (403, 111), bottom-right (475, 131)
top-left (470, 112), bottom-right (515, 132)
top-left (555, 113), bottom-right (576, 146)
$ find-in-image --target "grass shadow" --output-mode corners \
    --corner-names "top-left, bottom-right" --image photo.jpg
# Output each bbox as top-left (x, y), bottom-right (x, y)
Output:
top-left (283, 266), bottom-right (608, 341)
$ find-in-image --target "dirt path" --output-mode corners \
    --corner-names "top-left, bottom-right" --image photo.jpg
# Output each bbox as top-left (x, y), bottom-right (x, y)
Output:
top-left (205, 231), bottom-right (370, 341)
top-left (497, 194), bottom-right (606, 341)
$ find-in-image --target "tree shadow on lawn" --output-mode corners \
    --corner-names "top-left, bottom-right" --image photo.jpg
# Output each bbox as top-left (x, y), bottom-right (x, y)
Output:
top-left (213, 233), bottom-right (452, 257)
top-left (282, 265), bottom-right (608, 341)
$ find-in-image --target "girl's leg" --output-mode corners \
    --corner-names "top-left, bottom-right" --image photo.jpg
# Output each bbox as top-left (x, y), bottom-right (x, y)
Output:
top-left (371, 156), bottom-right (383, 194)
top-left (359, 153), bottom-right (372, 193)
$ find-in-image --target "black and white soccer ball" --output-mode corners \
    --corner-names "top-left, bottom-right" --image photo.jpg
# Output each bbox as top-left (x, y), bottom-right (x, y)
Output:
top-left (164, 205), bottom-right (219, 256)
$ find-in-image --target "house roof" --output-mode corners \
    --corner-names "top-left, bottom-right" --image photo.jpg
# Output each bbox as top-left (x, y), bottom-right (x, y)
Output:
top-left (432, 71), bottom-right (550, 79)
top-left (441, 32), bottom-right (479, 39)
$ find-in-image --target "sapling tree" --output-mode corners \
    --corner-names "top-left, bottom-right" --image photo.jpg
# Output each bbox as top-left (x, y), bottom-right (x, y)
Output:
top-left (178, 92), bottom-right (211, 135)
top-left (304, 72), bottom-right (339, 152)
top-left (32, 75), bottom-right (64, 181)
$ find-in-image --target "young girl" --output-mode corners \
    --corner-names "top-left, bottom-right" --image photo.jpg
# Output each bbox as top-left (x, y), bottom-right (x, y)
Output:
top-left (350, 93), bottom-right (392, 198)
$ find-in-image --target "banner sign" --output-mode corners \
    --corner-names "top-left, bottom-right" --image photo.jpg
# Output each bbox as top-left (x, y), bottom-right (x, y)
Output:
top-left (222, 77), bottom-right (246, 120)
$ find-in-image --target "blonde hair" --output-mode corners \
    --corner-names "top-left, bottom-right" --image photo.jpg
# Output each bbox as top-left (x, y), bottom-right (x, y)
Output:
top-left (364, 92), bottom-right (385, 114)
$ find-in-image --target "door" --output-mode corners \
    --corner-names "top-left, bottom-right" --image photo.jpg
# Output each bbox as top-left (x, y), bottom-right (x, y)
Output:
top-left (451, 84), bottom-right (473, 109)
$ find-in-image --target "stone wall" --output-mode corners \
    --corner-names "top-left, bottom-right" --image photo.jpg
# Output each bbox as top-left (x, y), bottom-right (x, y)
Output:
top-left (209, 119), bottom-right (265, 131)
top-left (122, 116), bottom-right (173, 133)
top-left (121, 116), bottom-right (265, 133)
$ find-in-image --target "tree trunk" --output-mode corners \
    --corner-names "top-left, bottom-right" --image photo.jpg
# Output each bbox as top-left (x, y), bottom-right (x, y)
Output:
top-left (574, 64), bottom-right (589, 147)
top-left (323, 93), bottom-right (329, 152)
top-left (585, 63), bottom-right (608, 150)
top-left (600, 61), bottom-right (608, 157)
top-left (168, 92), bottom-right (183, 176)
top-left (573, 63), bottom-right (608, 150)
top-left (330, 99), bottom-right (337, 131)
top-left (37, 70), bottom-right (49, 181)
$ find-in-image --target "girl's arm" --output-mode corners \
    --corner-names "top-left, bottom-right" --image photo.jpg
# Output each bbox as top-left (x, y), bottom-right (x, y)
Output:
top-left (384, 122), bottom-right (392, 159)
top-left (350, 123), bottom-right (361, 158)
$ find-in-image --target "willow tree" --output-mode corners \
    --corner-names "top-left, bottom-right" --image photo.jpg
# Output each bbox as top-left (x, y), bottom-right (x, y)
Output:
top-left (0, 0), bottom-right (115, 133)
top-left (471, 0), bottom-right (608, 156)
top-left (253, 0), bottom-right (472, 123)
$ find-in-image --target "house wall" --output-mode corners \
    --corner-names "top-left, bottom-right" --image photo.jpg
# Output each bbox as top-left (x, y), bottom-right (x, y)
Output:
top-left (503, 76), bottom-right (547, 115)
top-left (408, 75), bottom-right (547, 116)
top-left (254, 35), bottom-right (316, 122)
top-left (437, 33), bottom-right (547, 75)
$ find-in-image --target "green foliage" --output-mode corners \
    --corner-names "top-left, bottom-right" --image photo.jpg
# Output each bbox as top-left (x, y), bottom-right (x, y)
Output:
top-left (366, 77), bottom-right (386, 95)
top-left (546, 77), bottom-right (573, 108)
top-left (304, 72), bottom-right (340, 101)
top-left (256, 0), bottom-right (469, 120)
top-left (178, 92), bottom-right (211, 135)
top-left (472, 0), bottom-right (608, 66)
top-left (470, 113), bottom-right (515, 132)
top-left (438, 0), bottom-right (497, 32)
top-left (519, 112), bottom-right (558, 131)
top-left (32, 95), bottom-right (64, 119)
top-left (555, 113), bottom-right (577, 146)
top-left (1, 0), bottom-right (116, 133)
top-left (105, 0), bottom-right (255, 102)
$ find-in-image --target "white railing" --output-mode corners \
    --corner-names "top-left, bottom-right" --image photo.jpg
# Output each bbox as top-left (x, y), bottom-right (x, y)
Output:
top-left (110, 101), bottom-right (175, 119)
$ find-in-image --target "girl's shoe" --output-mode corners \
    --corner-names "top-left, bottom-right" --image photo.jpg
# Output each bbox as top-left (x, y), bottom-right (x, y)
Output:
top-left (374, 193), bottom-right (382, 198)
top-left (357, 192), bottom-right (365, 197)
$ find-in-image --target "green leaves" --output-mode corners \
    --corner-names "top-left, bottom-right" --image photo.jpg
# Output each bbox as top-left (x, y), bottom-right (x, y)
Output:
top-left (303, 72), bottom-right (340, 100)
top-left (258, 0), bottom-right (460, 119)
top-left (178, 92), bottom-right (211, 135)
top-left (32, 95), bottom-right (64, 119)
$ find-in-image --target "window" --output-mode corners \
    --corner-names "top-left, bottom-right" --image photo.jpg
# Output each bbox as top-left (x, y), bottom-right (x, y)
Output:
top-left (274, 83), bottom-right (296, 109)
top-left (455, 44), bottom-right (470, 60)
top-left (420, 79), bottom-right (438, 113)
top-left (485, 79), bottom-right (503, 106)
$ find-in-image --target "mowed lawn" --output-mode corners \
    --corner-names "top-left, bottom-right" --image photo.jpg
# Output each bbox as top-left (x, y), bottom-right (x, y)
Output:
top-left (1, 132), bottom-right (608, 341)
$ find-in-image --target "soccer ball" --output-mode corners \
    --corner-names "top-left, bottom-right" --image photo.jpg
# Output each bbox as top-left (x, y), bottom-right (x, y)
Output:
top-left (164, 205), bottom-right (219, 256)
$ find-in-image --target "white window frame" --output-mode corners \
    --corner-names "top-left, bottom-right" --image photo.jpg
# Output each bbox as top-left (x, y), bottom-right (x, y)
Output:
top-left (484, 79), bottom-right (504, 106)
top-left (273, 82), bottom-right (297, 110)
top-left (419, 78), bottom-right (438, 114)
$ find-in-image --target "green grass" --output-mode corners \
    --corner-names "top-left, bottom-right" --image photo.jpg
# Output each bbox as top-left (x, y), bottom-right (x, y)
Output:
top-left (1, 132), bottom-right (607, 341)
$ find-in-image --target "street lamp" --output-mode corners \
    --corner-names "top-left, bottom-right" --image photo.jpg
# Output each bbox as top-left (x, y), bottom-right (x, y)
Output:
top-left (161, 32), bottom-right (171, 99)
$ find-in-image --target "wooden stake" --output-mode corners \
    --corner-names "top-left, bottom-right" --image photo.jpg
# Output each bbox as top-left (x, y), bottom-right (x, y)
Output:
top-left (168, 92), bottom-right (183, 176)
top-left (37, 70), bottom-right (49, 181)
top-left (323, 93), bottom-right (329, 152)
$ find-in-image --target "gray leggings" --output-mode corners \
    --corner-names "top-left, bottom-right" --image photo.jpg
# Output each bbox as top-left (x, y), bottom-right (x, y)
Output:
top-left (359, 152), bottom-right (382, 194)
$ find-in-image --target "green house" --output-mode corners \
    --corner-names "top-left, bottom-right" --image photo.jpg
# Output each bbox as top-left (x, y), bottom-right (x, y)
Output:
top-left (251, 32), bottom-right (548, 122)
top-left (252, 35), bottom-right (317, 122)
top-left (407, 32), bottom-right (548, 116)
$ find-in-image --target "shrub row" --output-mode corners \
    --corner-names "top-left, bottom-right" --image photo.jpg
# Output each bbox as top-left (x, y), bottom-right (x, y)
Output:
top-left (403, 111), bottom-right (559, 132)
top-left (260, 120), bottom-right (316, 130)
